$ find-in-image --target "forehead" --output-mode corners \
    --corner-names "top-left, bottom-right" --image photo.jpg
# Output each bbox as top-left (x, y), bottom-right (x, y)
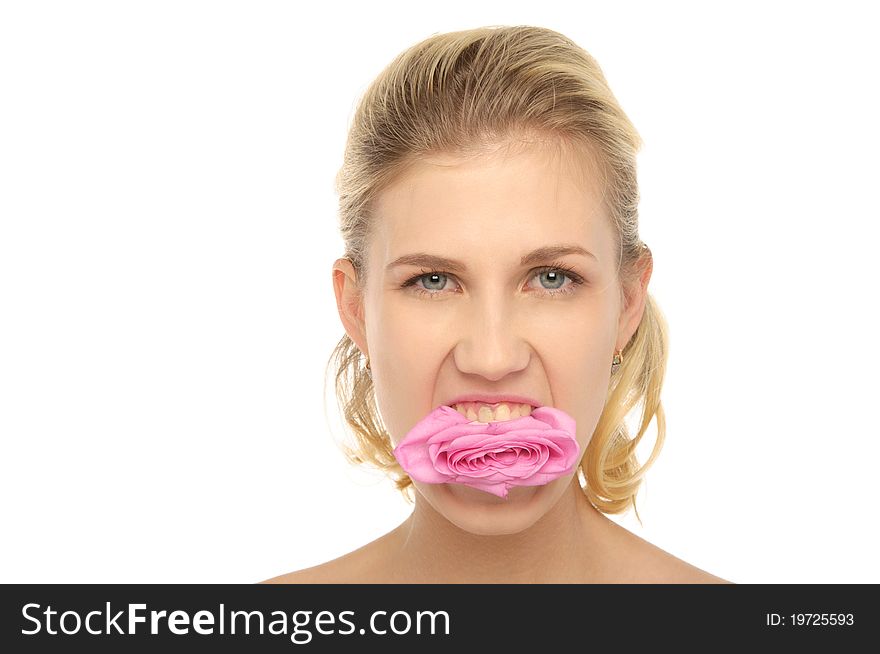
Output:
top-left (372, 140), bottom-right (612, 265)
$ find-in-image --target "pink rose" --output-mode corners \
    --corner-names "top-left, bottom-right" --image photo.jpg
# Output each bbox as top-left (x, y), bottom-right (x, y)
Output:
top-left (392, 405), bottom-right (580, 499)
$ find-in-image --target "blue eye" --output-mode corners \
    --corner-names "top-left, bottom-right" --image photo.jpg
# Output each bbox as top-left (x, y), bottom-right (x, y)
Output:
top-left (415, 272), bottom-right (450, 293)
top-left (400, 262), bottom-right (586, 299)
top-left (534, 268), bottom-right (571, 291)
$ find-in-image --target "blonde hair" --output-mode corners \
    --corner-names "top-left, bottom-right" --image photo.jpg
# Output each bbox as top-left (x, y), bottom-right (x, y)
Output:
top-left (327, 25), bottom-right (669, 524)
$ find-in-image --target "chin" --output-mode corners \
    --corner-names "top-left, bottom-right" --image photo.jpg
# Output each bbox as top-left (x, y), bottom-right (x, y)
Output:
top-left (416, 480), bottom-right (557, 536)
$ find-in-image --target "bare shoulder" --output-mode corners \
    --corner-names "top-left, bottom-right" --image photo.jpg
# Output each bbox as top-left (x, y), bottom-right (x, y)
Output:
top-left (608, 522), bottom-right (733, 584)
top-left (260, 560), bottom-right (347, 584)
top-left (656, 557), bottom-right (734, 584)
top-left (260, 537), bottom-right (391, 584)
top-left (635, 546), bottom-right (733, 584)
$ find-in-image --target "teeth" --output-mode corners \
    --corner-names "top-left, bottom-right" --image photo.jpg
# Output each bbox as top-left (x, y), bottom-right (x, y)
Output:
top-left (451, 401), bottom-right (534, 423)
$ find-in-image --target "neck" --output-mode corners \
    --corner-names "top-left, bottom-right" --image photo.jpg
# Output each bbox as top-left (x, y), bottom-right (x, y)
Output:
top-left (386, 478), bottom-right (621, 583)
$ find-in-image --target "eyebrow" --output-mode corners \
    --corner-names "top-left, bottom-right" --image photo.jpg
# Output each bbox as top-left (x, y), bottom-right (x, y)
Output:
top-left (385, 244), bottom-right (597, 273)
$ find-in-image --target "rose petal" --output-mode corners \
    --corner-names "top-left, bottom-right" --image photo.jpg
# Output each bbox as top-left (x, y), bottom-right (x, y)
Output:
top-left (393, 404), bottom-right (580, 497)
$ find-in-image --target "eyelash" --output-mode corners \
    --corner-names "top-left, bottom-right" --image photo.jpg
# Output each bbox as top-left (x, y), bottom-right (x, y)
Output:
top-left (400, 260), bottom-right (586, 299)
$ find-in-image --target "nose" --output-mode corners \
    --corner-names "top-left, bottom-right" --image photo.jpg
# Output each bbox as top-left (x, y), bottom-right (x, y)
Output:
top-left (451, 300), bottom-right (531, 381)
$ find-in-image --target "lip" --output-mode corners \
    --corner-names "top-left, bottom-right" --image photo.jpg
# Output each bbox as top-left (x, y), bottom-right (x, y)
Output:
top-left (442, 393), bottom-right (544, 409)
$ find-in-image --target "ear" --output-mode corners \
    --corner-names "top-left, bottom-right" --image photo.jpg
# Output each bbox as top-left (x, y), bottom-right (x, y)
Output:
top-left (616, 247), bottom-right (653, 351)
top-left (332, 257), bottom-right (369, 356)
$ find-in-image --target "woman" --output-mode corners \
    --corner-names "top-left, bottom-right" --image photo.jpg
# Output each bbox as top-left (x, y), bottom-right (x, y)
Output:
top-left (266, 25), bottom-right (730, 583)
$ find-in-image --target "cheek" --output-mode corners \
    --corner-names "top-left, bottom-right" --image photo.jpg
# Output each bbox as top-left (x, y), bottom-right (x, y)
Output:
top-left (537, 333), bottom-right (614, 455)
top-left (368, 317), bottom-right (449, 449)
top-left (370, 293), bottom-right (453, 361)
top-left (373, 290), bottom-right (457, 346)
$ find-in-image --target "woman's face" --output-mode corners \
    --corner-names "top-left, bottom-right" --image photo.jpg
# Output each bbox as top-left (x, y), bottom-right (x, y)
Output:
top-left (333, 139), bottom-right (650, 535)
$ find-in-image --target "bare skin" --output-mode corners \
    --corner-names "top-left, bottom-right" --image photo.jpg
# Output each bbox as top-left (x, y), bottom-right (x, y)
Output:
top-left (263, 477), bottom-right (732, 584)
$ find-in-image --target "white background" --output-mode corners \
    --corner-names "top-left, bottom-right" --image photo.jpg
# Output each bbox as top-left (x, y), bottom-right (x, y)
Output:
top-left (1, 0), bottom-right (878, 584)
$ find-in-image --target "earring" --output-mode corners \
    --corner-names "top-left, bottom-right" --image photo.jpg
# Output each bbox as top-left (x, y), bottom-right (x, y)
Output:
top-left (364, 356), bottom-right (371, 375)
top-left (610, 349), bottom-right (623, 374)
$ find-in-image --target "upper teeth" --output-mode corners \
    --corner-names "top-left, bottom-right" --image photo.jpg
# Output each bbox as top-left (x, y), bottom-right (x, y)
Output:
top-left (451, 402), bottom-right (534, 423)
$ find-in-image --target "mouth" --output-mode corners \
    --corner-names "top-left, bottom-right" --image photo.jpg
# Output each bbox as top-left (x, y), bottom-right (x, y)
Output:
top-left (445, 401), bottom-right (539, 423)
